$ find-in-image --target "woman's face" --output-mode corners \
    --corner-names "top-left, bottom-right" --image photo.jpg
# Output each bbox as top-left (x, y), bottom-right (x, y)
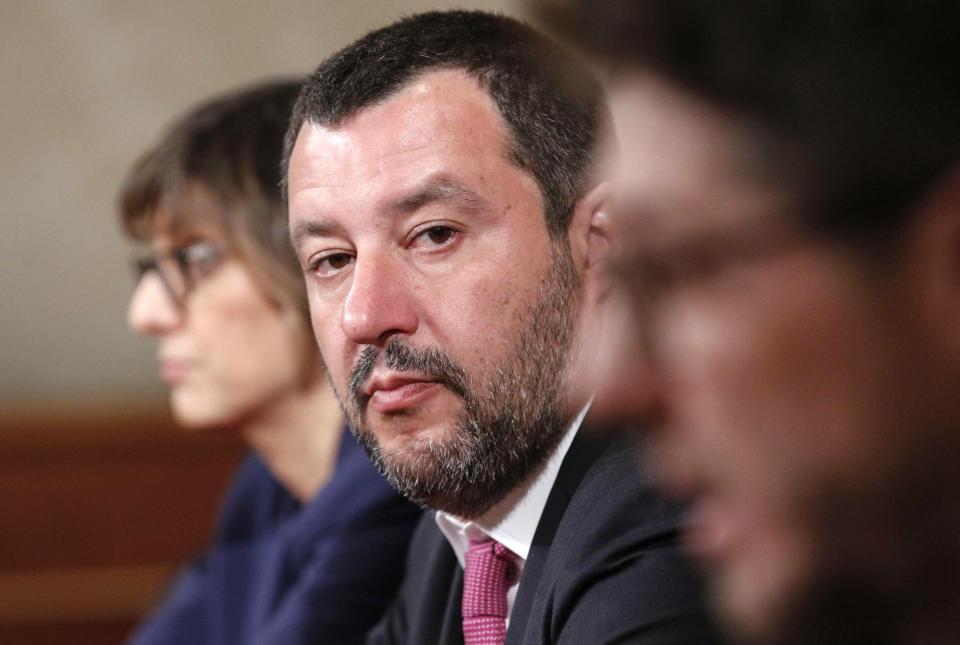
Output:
top-left (127, 211), bottom-right (309, 430)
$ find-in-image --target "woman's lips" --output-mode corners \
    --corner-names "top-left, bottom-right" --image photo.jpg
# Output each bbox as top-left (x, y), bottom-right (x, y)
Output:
top-left (368, 380), bottom-right (440, 414)
top-left (160, 360), bottom-right (191, 384)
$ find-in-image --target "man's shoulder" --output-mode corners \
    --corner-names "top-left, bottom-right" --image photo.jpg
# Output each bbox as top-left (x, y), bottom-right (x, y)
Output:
top-left (510, 432), bottom-right (720, 643)
top-left (560, 433), bottom-right (683, 546)
top-left (530, 432), bottom-right (685, 575)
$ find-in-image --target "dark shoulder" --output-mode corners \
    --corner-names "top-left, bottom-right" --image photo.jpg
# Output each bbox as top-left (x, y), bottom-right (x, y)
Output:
top-left (531, 433), bottom-right (720, 643)
top-left (302, 430), bottom-right (422, 533)
top-left (555, 435), bottom-right (684, 557)
top-left (282, 430), bottom-right (421, 570)
top-left (213, 452), bottom-right (292, 543)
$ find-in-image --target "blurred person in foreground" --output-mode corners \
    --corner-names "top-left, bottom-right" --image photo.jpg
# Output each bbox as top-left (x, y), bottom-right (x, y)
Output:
top-left (119, 79), bottom-right (420, 645)
top-left (539, 1), bottom-right (960, 644)
top-left (284, 10), bottom-right (720, 645)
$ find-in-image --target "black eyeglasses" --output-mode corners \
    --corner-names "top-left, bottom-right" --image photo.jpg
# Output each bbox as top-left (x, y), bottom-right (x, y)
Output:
top-left (608, 219), bottom-right (812, 336)
top-left (131, 241), bottom-right (225, 304)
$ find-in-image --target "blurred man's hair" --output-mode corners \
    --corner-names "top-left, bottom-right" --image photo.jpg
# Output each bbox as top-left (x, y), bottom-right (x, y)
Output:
top-left (283, 10), bottom-right (604, 239)
top-left (544, 0), bottom-right (960, 248)
top-left (119, 79), bottom-right (308, 322)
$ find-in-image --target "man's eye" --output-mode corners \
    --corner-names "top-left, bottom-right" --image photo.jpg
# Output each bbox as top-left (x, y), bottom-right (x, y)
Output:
top-left (311, 252), bottom-right (354, 277)
top-left (417, 226), bottom-right (456, 246)
top-left (326, 253), bottom-right (352, 269)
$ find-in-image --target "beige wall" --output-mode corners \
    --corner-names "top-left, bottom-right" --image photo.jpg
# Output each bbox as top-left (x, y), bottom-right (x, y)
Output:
top-left (0, 0), bottom-right (524, 407)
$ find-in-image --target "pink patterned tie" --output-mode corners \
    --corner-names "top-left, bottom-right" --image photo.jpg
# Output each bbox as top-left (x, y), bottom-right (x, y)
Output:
top-left (462, 538), bottom-right (517, 645)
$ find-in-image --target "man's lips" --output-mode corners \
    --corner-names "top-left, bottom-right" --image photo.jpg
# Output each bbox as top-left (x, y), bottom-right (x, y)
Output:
top-left (364, 373), bottom-right (441, 414)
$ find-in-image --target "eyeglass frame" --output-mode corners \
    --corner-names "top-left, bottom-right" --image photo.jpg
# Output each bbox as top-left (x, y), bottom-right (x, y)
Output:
top-left (606, 212), bottom-right (823, 354)
top-left (130, 240), bottom-right (226, 305)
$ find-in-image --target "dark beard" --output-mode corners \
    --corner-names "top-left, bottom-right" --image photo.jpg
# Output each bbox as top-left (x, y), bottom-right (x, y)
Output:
top-left (341, 242), bottom-right (581, 518)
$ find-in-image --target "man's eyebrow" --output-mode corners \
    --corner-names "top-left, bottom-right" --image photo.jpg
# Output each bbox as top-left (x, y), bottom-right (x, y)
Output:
top-left (290, 219), bottom-right (341, 250)
top-left (386, 178), bottom-right (487, 215)
top-left (290, 179), bottom-right (486, 250)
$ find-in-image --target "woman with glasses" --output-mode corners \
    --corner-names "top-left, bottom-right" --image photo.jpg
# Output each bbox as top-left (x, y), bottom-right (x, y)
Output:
top-left (119, 79), bottom-right (420, 645)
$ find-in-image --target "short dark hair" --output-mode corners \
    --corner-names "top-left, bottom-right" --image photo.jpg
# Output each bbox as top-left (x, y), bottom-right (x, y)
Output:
top-left (283, 10), bottom-right (604, 238)
top-left (545, 0), bottom-right (960, 246)
top-left (119, 79), bottom-right (309, 322)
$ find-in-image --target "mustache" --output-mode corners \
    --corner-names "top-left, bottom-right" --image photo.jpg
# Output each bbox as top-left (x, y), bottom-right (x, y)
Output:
top-left (348, 339), bottom-right (470, 414)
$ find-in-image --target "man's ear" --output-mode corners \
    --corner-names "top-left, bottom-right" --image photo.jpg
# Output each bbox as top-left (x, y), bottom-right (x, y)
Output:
top-left (906, 165), bottom-right (960, 356)
top-left (568, 181), bottom-right (614, 297)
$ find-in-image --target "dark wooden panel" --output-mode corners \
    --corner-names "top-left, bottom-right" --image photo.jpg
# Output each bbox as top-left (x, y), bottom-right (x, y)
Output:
top-left (0, 400), bottom-right (246, 643)
top-left (0, 619), bottom-right (136, 645)
top-left (0, 443), bottom-right (242, 570)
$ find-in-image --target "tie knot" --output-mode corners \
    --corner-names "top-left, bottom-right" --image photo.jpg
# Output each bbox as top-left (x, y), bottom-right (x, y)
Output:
top-left (464, 539), bottom-right (517, 593)
top-left (467, 538), bottom-right (515, 564)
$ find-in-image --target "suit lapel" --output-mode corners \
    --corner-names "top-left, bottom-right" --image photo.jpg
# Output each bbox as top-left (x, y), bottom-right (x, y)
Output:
top-left (439, 565), bottom-right (466, 645)
top-left (504, 430), bottom-right (609, 645)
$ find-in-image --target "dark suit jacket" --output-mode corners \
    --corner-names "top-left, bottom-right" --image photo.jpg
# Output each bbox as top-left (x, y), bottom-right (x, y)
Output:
top-left (126, 430), bottom-right (422, 645)
top-left (366, 429), bottom-right (721, 644)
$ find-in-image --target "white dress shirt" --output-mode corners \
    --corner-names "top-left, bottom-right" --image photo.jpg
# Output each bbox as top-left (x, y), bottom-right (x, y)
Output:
top-left (435, 403), bottom-right (590, 625)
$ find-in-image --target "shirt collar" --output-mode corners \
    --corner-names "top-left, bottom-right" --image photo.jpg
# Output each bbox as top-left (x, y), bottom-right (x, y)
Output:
top-left (435, 402), bottom-right (589, 567)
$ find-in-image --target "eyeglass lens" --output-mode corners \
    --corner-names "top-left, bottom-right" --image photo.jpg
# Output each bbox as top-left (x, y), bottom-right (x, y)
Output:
top-left (131, 241), bottom-right (223, 303)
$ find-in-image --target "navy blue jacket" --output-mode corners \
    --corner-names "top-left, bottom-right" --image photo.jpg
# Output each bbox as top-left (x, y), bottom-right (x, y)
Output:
top-left (127, 430), bottom-right (422, 645)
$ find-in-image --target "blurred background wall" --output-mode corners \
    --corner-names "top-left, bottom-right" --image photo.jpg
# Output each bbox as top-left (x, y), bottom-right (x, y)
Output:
top-left (0, 1), bottom-right (522, 642)
top-left (1, 0), bottom-right (522, 407)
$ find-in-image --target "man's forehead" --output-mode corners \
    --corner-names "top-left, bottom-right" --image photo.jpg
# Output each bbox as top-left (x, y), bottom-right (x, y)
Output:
top-left (610, 76), bottom-right (734, 195)
top-left (292, 71), bottom-right (508, 165)
top-left (608, 74), bottom-right (791, 240)
top-left (287, 69), bottom-right (528, 218)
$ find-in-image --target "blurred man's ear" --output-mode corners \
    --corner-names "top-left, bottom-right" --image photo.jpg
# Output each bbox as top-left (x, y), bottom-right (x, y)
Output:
top-left (907, 165), bottom-right (960, 358)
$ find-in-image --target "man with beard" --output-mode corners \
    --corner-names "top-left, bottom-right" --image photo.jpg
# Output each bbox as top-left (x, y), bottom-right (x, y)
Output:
top-left (542, 1), bottom-right (960, 644)
top-left (283, 10), bottom-right (719, 645)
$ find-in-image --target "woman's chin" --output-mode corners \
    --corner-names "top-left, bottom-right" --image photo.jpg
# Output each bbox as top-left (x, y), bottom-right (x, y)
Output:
top-left (170, 390), bottom-right (236, 431)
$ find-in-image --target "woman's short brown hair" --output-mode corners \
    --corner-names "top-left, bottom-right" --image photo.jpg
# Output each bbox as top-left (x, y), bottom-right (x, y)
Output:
top-left (119, 79), bottom-right (309, 329)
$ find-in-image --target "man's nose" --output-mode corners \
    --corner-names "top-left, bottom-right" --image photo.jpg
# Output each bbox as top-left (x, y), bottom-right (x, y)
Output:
top-left (127, 272), bottom-right (183, 336)
top-left (341, 253), bottom-right (418, 346)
